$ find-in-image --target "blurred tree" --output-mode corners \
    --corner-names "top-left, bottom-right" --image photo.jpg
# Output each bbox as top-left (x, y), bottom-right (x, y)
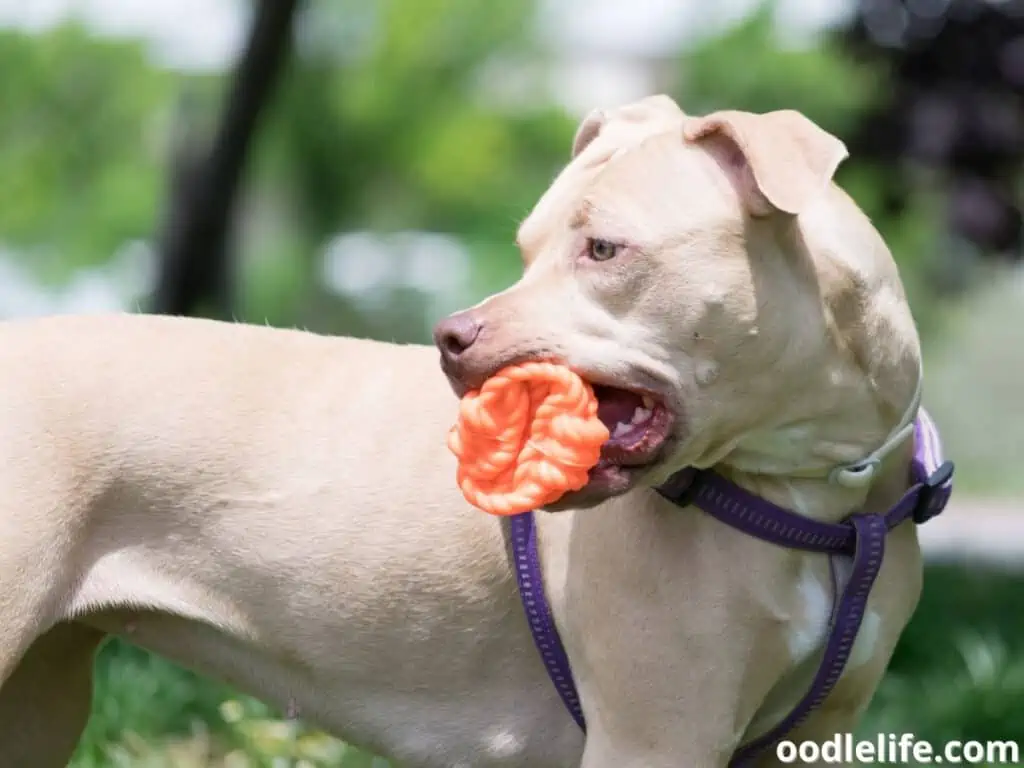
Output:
top-left (677, 5), bottom-right (882, 139)
top-left (273, 0), bottom-right (570, 238)
top-left (252, 0), bottom-right (576, 337)
top-left (0, 25), bottom-right (172, 283)
top-left (151, 0), bottom-right (303, 319)
top-left (0, 0), bottom-right (575, 340)
top-left (836, 0), bottom-right (1024, 278)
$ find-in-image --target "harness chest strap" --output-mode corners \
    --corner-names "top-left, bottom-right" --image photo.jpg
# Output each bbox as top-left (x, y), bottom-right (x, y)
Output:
top-left (509, 410), bottom-right (954, 765)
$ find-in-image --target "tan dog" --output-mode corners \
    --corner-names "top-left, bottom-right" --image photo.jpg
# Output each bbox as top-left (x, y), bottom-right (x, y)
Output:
top-left (0, 95), bottom-right (927, 768)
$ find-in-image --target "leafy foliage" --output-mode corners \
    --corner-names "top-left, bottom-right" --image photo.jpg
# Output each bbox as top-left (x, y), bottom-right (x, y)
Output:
top-left (267, 0), bottom-right (573, 248)
top-left (0, 25), bottom-right (174, 282)
top-left (677, 5), bottom-right (883, 137)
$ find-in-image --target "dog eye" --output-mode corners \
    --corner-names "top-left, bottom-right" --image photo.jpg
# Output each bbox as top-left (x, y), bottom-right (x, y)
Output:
top-left (586, 238), bottom-right (619, 262)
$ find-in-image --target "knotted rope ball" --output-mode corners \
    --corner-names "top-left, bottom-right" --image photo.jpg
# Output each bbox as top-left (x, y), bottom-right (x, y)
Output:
top-left (447, 362), bottom-right (610, 515)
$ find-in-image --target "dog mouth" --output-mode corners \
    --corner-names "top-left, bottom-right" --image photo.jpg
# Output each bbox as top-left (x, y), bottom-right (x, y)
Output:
top-left (594, 385), bottom-right (672, 462)
top-left (584, 384), bottom-right (675, 495)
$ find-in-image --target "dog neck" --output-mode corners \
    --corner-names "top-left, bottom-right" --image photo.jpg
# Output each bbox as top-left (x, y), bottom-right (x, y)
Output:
top-left (710, 443), bottom-right (916, 526)
top-left (705, 364), bottom-right (924, 525)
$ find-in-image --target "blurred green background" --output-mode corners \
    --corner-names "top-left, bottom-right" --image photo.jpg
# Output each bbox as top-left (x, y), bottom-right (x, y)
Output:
top-left (1, 0), bottom-right (1023, 765)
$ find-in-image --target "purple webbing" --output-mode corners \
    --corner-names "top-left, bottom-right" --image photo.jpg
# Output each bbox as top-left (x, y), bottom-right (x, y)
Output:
top-left (509, 511), bottom-right (586, 730)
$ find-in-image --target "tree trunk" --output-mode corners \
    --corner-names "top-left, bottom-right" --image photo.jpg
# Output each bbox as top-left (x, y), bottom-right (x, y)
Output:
top-left (150, 0), bottom-right (302, 318)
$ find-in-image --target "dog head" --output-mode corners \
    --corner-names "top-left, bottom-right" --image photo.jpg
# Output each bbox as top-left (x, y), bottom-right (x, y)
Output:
top-left (434, 95), bottom-right (921, 509)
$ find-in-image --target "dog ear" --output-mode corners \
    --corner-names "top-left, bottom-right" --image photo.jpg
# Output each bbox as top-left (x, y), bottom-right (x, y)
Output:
top-left (571, 109), bottom-right (606, 158)
top-left (572, 95), bottom-right (686, 159)
top-left (683, 110), bottom-right (848, 217)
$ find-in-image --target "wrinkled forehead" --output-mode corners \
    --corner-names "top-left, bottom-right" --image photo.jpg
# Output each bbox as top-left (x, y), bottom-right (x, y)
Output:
top-left (517, 110), bottom-right (687, 252)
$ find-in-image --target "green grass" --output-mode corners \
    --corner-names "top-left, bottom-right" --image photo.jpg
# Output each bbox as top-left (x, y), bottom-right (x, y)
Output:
top-left (859, 565), bottom-right (1024, 756)
top-left (70, 563), bottom-right (1024, 767)
top-left (71, 642), bottom-right (387, 767)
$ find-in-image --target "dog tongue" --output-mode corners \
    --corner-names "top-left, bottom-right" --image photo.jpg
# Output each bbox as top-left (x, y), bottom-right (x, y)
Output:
top-left (594, 386), bottom-right (643, 429)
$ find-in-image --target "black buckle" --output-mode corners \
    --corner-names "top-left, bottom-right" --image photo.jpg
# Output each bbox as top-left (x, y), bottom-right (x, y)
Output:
top-left (912, 460), bottom-right (955, 525)
top-left (656, 467), bottom-right (700, 509)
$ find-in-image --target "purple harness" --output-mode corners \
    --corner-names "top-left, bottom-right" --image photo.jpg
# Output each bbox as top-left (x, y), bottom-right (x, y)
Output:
top-left (510, 409), bottom-right (953, 766)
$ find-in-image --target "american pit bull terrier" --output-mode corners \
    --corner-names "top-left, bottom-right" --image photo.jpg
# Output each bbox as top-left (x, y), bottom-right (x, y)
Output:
top-left (0, 94), bottom-right (950, 767)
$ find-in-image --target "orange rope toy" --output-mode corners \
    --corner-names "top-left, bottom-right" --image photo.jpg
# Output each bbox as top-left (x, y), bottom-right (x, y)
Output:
top-left (447, 362), bottom-right (610, 516)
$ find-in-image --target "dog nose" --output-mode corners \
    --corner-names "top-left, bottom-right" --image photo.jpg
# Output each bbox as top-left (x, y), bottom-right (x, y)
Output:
top-left (433, 313), bottom-right (482, 364)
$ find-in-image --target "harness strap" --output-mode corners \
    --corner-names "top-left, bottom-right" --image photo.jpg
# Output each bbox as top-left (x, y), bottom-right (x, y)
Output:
top-left (727, 514), bottom-right (887, 766)
top-left (508, 411), bottom-right (953, 763)
top-left (510, 511), bottom-right (586, 729)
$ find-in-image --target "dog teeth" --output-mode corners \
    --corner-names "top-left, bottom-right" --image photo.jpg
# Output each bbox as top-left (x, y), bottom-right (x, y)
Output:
top-left (630, 406), bottom-right (652, 425)
top-left (611, 406), bottom-right (653, 439)
top-left (641, 395), bottom-right (655, 409)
